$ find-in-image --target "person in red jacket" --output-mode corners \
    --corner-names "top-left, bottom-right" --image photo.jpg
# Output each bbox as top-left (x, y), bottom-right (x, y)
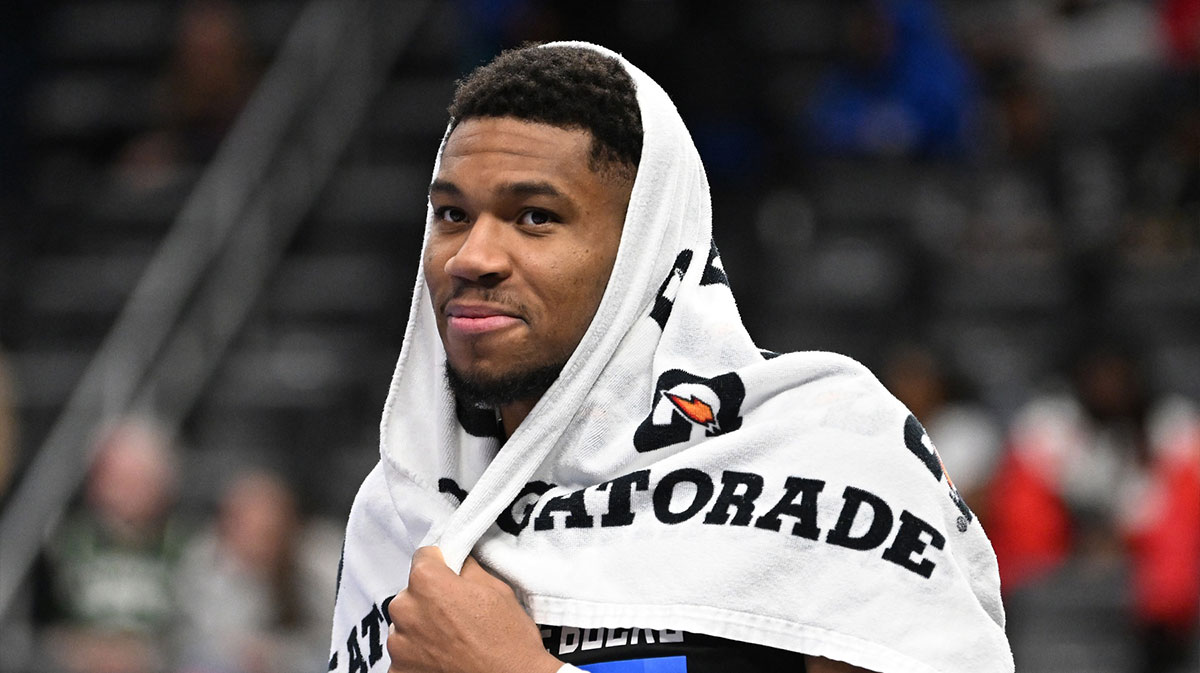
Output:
top-left (988, 343), bottom-right (1200, 672)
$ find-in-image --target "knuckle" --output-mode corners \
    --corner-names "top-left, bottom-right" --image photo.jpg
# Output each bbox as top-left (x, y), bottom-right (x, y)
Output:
top-left (387, 591), bottom-right (412, 624)
top-left (408, 563), bottom-right (439, 590)
top-left (385, 627), bottom-right (402, 657)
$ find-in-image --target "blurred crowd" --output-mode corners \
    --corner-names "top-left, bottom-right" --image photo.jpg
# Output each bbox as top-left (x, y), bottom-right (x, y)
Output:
top-left (883, 342), bottom-right (1199, 673)
top-left (4, 4), bottom-right (343, 672)
top-left (1, 0), bottom-right (1198, 672)
top-left (18, 417), bottom-right (341, 673)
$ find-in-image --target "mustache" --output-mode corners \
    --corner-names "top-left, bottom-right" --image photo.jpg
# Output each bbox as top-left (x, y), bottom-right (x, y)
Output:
top-left (436, 285), bottom-right (531, 318)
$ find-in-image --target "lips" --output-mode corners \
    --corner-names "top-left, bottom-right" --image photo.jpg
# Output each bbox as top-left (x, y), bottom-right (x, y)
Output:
top-left (445, 302), bottom-right (524, 335)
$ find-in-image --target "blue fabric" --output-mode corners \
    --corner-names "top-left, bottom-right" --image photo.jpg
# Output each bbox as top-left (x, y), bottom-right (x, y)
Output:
top-left (580, 656), bottom-right (688, 673)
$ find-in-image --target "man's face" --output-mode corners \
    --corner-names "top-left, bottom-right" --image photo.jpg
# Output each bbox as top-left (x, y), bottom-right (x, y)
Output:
top-left (424, 117), bottom-right (631, 404)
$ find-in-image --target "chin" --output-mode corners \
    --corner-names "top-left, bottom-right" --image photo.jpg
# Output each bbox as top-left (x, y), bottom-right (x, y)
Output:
top-left (444, 359), bottom-right (565, 408)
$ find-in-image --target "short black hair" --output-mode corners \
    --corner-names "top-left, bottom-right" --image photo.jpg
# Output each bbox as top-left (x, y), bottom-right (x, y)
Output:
top-left (448, 44), bottom-right (643, 180)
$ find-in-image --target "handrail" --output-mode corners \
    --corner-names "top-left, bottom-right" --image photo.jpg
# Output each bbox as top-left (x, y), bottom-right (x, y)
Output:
top-left (0, 0), bottom-right (429, 618)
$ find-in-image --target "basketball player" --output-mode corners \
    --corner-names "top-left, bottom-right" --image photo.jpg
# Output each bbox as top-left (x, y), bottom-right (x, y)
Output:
top-left (329, 43), bottom-right (1012, 673)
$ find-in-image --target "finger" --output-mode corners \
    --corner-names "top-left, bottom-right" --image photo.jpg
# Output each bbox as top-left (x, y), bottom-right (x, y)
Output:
top-left (385, 624), bottom-right (409, 669)
top-left (412, 545), bottom-right (446, 567)
top-left (462, 555), bottom-right (516, 595)
top-left (409, 546), bottom-right (449, 579)
top-left (408, 546), bottom-right (453, 593)
top-left (460, 555), bottom-right (504, 587)
top-left (386, 592), bottom-right (405, 626)
top-left (460, 554), bottom-right (487, 580)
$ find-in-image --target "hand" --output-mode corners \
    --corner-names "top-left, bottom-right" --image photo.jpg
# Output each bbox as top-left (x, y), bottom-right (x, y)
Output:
top-left (386, 546), bottom-right (563, 673)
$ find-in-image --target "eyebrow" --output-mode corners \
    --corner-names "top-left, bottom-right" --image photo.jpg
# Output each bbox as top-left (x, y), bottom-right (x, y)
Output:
top-left (496, 181), bottom-right (565, 199)
top-left (428, 179), bottom-right (569, 201)
top-left (428, 179), bottom-right (461, 197)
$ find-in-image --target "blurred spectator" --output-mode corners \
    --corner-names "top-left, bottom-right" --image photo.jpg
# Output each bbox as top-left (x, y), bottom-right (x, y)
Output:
top-left (804, 0), bottom-right (978, 159)
top-left (175, 470), bottom-right (340, 673)
top-left (882, 344), bottom-right (1002, 514)
top-left (988, 342), bottom-right (1200, 673)
top-left (117, 0), bottom-right (258, 191)
top-left (36, 418), bottom-right (189, 673)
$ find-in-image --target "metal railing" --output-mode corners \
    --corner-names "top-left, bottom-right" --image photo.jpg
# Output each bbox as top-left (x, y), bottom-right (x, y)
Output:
top-left (0, 0), bottom-right (430, 618)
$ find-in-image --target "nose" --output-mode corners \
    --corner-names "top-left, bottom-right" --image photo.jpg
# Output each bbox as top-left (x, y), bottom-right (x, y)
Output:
top-left (443, 216), bottom-right (512, 285)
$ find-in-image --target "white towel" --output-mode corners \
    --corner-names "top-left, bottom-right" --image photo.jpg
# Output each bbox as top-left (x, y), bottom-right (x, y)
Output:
top-left (329, 42), bottom-right (1014, 673)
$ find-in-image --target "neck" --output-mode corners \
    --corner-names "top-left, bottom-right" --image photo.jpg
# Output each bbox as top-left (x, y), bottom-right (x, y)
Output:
top-left (499, 398), bottom-right (538, 438)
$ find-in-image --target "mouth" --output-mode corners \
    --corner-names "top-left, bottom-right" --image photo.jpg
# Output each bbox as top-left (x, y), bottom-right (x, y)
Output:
top-left (444, 302), bottom-right (525, 335)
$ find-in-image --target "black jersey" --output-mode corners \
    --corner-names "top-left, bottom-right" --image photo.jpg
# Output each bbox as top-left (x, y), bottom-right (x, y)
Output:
top-left (540, 625), bottom-right (808, 672)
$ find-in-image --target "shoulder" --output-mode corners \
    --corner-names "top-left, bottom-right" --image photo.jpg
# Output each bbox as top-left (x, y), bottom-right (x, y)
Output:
top-left (765, 350), bottom-right (895, 406)
top-left (336, 463), bottom-right (416, 612)
top-left (345, 462), bottom-right (403, 541)
top-left (750, 350), bottom-right (909, 438)
top-left (768, 350), bottom-right (878, 381)
top-left (337, 460), bottom-right (460, 597)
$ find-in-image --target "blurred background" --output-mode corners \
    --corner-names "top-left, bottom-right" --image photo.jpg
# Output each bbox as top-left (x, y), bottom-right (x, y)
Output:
top-left (0, 0), bottom-right (1197, 672)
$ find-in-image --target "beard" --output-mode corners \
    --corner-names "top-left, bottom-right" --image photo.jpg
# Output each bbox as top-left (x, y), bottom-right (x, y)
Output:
top-left (445, 360), bottom-right (566, 408)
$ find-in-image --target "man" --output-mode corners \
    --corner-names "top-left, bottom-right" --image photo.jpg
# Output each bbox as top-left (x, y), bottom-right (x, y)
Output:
top-left (329, 43), bottom-right (1013, 673)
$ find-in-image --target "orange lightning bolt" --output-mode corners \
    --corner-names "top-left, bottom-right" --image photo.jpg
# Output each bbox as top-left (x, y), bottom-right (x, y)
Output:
top-left (665, 393), bottom-right (716, 427)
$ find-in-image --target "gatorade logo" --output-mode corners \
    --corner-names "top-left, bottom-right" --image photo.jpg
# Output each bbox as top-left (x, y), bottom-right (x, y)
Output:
top-left (634, 370), bottom-right (745, 453)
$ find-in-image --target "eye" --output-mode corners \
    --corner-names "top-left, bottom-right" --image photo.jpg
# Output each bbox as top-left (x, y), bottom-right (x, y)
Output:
top-left (434, 206), bottom-right (468, 223)
top-left (517, 209), bottom-right (556, 226)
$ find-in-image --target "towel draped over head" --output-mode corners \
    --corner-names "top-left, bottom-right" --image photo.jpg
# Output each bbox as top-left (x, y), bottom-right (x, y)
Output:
top-left (331, 41), bottom-right (1014, 673)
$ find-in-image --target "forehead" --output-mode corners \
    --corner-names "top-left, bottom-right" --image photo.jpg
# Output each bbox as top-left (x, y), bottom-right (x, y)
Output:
top-left (436, 117), bottom-right (594, 187)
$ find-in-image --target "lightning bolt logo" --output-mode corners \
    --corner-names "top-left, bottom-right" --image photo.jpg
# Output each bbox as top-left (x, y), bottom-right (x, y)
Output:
top-left (665, 392), bottom-right (718, 430)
